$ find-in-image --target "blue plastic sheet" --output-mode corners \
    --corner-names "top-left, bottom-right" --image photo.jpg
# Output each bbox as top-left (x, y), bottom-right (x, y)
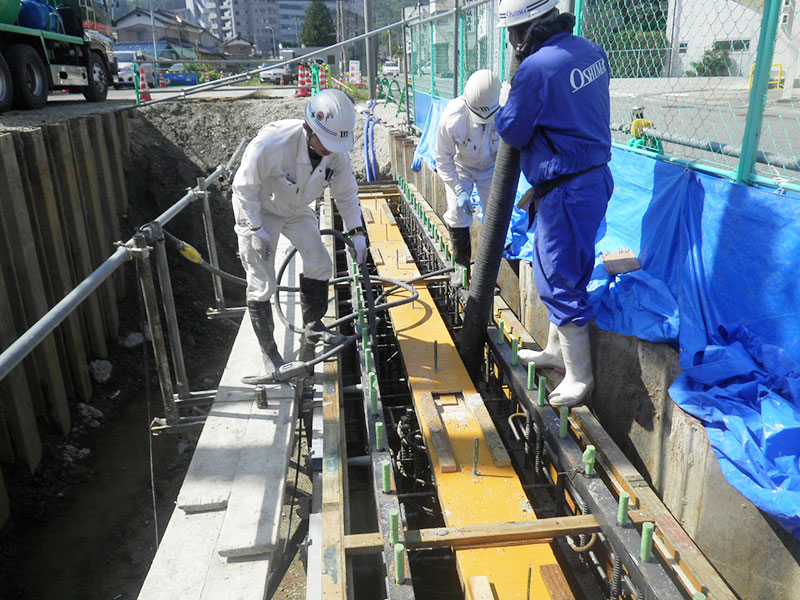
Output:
top-left (411, 91), bottom-right (800, 536)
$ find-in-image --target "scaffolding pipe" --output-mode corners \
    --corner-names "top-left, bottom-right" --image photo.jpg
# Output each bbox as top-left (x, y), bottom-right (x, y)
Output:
top-left (149, 221), bottom-right (190, 401)
top-left (133, 234), bottom-right (179, 425)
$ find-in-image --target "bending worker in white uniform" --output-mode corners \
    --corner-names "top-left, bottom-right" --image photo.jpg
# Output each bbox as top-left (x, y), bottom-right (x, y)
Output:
top-left (231, 89), bottom-right (368, 384)
top-left (435, 69), bottom-right (501, 287)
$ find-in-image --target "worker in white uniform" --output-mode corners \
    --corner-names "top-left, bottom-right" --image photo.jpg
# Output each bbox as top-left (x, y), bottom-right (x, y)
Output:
top-left (232, 89), bottom-right (368, 384)
top-left (435, 69), bottom-right (501, 287)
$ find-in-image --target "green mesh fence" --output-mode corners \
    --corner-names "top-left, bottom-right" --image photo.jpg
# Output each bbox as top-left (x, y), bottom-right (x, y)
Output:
top-left (406, 0), bottom-right (799, 188)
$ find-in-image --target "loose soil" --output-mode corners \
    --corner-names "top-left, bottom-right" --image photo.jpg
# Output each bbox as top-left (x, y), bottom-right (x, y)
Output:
top-left (0, 93), bottom-right (399, 599)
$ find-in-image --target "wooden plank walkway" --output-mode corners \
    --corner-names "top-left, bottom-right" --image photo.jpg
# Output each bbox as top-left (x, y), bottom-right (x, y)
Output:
top-left (139, 236), bottom-right (304, 598)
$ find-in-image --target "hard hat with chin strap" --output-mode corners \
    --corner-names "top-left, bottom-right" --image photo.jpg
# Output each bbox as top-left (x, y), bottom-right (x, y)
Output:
top-left (463, 69), bottom-right (501, 124)
top-left (304, 89), bottom-right (356, 153)
top-left (497, 0), bottom-right (559, 28)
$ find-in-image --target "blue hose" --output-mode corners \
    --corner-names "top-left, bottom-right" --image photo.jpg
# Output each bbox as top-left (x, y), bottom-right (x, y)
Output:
top-left (369, 118), bottom-right (379, 179)
top-left (364, 116), bottom-right (374, 182)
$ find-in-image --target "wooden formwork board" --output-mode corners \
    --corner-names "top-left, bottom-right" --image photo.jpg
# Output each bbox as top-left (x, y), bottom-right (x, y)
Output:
top-left (15, 128), bottom-right (93, 402)
top-left (0, 133), bottom-right (70, 433)
top-left (360, 192), bottom-right (571, 599)
top-left (67, 118), bottom-right (120, 339)
top-left (41, 122), bottom-right (108, 360)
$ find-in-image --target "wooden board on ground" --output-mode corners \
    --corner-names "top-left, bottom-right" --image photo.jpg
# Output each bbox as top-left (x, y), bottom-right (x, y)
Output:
top-left (540, 563), bottom-right (576, 600)
top-left (464, 393), bottom-right (511, 467)
top-left (467, 576), bottom-right (496, 600)
top-left (416, 392), bottom-right (458, 473)
top-left (136, 508), bottom-right (270, 600)
top-left (175, 314), bottom-right (260, 512)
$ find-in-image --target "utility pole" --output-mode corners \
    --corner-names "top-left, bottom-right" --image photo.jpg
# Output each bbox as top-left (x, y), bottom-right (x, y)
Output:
top-left (338, 0), bottom-right (346, 74)
top-left (363, 0), bottom-right (375, 99)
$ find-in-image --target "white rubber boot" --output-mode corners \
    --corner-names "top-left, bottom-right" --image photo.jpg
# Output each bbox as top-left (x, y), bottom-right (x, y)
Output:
top-left (518, 321), bottom-right (564, 369)
top-left (548, 323), bottom-right (594, 408)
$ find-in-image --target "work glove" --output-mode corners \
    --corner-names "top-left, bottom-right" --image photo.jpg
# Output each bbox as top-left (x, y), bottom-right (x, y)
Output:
top-left (250, 227), bottom-right (271, 260)
top-left (456, 189), bottom-right (473, 217)
top-left (350, 233), bottom-right (368, 264)
top-left (499, 81), bottom-right (511, 107)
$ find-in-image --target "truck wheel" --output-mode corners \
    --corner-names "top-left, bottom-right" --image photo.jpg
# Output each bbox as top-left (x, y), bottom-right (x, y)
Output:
top-left (5, 44), bottom-right (48, 110)
top-left (0, 54), bottom-right (11, 114)
top-left (82, 52), bottom-right (108, 102)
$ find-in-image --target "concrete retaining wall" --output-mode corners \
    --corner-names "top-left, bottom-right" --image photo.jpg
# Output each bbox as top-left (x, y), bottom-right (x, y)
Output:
top-left (388, 131), bottom-right (800, 600)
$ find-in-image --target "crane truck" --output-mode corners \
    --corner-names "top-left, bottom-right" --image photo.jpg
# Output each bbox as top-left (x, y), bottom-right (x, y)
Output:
top-left (0, 0), bottom-right (116, 113)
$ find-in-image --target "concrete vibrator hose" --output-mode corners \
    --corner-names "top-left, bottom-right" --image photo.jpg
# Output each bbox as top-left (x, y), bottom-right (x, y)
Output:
top-left (459, 53), bottom-right (523, 374)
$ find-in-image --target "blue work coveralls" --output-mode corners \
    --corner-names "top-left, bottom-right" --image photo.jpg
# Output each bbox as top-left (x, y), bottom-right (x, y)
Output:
top-left (496, 31), bottom-right (613, 327)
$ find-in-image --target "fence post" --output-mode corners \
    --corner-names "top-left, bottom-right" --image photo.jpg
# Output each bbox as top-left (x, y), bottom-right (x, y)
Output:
top-left (453, 0), bottom-right (460, 98)
top-left (735, 0), bottom-right (781, 185)
top-left (430, 21), bottom-right (435, 97)
top-left (573, 0), bottom-right (584, 36)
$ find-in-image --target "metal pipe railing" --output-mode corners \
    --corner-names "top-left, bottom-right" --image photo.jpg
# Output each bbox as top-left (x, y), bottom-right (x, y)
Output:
top-left (0, 141), bottom-right (246, 386)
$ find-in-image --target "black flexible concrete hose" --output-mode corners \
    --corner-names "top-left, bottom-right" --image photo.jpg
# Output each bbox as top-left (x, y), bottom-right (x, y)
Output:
top-left (459, 53), bottom-right (523, 374)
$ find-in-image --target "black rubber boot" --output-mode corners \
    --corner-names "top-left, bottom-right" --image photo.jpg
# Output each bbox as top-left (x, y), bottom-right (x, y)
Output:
top-left (448, 226), bottom-right (471, 288)
top-left (241, 300), bottom-right (285, 385)
top-left (300, 274), bottom-right (345, 346)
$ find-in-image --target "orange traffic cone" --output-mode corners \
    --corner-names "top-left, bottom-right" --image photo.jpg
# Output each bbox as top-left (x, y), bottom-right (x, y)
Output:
top-left (280, 73), bottom-right (285, 86)
top-left (138, 65), bottom-right (152, 102)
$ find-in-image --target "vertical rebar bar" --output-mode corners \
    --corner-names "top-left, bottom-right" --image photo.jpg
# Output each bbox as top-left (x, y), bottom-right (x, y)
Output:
top-left (150, 221), bottom-right (189, 400)
top-left (609, 553), bottom-right (622, 600)
top-left (133, 234), bottom-right (178, 425)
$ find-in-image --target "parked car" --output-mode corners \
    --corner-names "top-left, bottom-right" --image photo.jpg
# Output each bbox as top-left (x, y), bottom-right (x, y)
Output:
top-left (383, 59), bottom-right (399, 77)
top-left (259, 64), bottom-right (293, 85)
top-left (113, 51), bottom-right (156, 88)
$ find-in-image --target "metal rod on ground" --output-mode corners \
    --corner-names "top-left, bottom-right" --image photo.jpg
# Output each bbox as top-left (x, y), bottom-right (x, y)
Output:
top-left (197, 177), bottom-right (226, 312)
top-left (149, 221), bottom-right (190, 401)
top-left (133, 234), bottom-right (179, 425)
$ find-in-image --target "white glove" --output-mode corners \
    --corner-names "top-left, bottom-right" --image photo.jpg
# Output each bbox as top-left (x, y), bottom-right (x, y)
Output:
top-left (350, 233), bottom-right (368, 264)
top-left (499, 81), bottom-right (511, 107)
top-left (456, 189), bottom-right (473, 217)
top-left (250, 227), bottom-right (271, 260)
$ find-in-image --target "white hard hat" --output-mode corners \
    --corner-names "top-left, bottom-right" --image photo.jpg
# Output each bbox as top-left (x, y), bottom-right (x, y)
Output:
top-left (463, 70), bottom-right (501, 124)
top-left (304, 89), bottom-right (356, 153)
top-left (497, 0), bottom-right (559, 28)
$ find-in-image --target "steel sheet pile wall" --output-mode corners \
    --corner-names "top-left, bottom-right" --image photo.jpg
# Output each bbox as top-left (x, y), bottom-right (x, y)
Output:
top-left (0, 112), bottom-right (131, 526)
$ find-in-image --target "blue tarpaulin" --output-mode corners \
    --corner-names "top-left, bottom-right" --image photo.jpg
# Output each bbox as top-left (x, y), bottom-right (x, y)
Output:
top-left (411, 92), bottom-right (800, 537)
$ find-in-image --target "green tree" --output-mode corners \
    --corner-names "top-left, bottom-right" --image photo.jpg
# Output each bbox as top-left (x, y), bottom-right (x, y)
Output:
top-left (300, 0), bottom-right (336, 47)
top-left (686, 48), bottom-right (732, 77)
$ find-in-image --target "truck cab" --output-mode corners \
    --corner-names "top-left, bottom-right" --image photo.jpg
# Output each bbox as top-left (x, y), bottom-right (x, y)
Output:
top-left (0, 0), bottom-right (116, 112)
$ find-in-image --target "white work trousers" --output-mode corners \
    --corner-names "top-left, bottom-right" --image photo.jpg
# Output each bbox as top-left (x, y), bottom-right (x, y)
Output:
top-left (443, 173), bottom-right (493, 229)
top-left (238, 207), bottom-right (332, 302)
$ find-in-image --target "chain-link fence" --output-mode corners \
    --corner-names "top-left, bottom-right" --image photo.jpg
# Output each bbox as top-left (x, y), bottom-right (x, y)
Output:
top-left (406, 0), bottom-right (800, 189)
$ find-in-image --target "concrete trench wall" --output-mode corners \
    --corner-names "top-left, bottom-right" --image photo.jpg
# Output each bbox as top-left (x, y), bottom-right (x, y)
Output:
top-left (388, 132), bottom-right (800, 600)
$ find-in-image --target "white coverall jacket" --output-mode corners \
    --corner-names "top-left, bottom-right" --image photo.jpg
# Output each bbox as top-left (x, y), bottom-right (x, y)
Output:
top-left (232, 119), bottom-right (363, 302)
top-left (435, 96), bottom-right (500, 229)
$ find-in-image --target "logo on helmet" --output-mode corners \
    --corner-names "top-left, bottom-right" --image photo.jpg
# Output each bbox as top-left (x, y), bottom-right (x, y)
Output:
top-left (340, 131), bottom-right (349, 138)
top-left (316, 110), bottom-right (325, 121)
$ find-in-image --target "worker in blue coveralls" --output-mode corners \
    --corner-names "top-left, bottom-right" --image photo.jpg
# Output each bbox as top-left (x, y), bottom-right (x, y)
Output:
top-left (495, 0), bottom-right (613, 407)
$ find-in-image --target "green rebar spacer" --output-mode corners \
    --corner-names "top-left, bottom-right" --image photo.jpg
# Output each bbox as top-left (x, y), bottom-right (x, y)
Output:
top-left (472, 437), bottom-right (480, 476)
top-left (512, 338), bottom-right (519, 366)
top-left (370, 379), bottom-right (378, 416)
top-left (362, 327), bottom-right (369, 349)
top-left (351, 262), bottom-right (359, 276)
top-left (358, 309), bottom-right (365, 329)
top-left (375, 421), bottom-right (385, 451)
top-left (692, 594), bottom-right (707, 600)
top-left (559, 406), bottom-right (569, 439)
top-left (394, 543), bottom-right (405, 584)
top-left (583, 444), bottom-right (597, 476)
top-left (433, 340), bottom-right (439, 371)
top-left (527, 362), bottom-right (536, 390)
top-left (390, 509), bottom-right (399, 546)
top-left (462, 266), bottom-right (468, 288)
top-left (538, 376), bottom-right (547, 406)
top-left (641, 522), bottom-right (655, 562)
top-left (365, 348), bottom-right (373, 372)
top-left (618, 491), bottom-right (630, 525)
top-left (497, 320), bottom-right (505, 345)
top-left (382, 459), bottom-right (391, 493)
top-left (356, 292), bottom-right (363, 311)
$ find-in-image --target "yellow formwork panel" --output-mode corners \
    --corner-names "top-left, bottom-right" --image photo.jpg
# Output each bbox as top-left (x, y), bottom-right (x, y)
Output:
top-left (361, 194), bottom-right (568, 599)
